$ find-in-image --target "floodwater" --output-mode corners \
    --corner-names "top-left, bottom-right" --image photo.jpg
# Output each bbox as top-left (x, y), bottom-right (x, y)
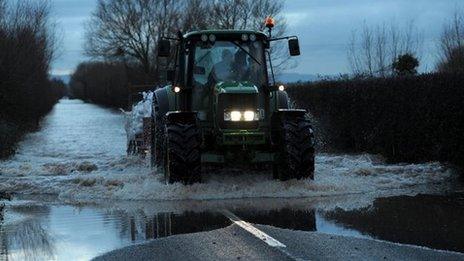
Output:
top-left (0, 99), bottom-right (462, 260)
top-left (1, 193), bottom-right (464, 260)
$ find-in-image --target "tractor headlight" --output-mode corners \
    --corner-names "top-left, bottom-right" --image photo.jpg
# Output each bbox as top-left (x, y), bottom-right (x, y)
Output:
top-left (230, 111), bottom-right (241, 121)
top-left (224, 110), bottom-right (259, 121)
top-left (243, 111), bottom-right (255, 121)
top-left (224, 111), bottom-right (242, 121)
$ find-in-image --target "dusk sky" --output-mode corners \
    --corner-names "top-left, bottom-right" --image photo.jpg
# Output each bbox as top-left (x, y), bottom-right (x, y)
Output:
top-left (51, 0), bottom-right (461, 76)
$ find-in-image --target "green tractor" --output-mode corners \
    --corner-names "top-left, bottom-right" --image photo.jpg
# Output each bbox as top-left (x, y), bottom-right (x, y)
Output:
top-left (152, 22), bottom-right (315, 184)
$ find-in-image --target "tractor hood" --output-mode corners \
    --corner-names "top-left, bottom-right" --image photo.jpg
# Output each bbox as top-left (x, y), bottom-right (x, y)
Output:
top-left (215, 81), bottom-right (259, 94)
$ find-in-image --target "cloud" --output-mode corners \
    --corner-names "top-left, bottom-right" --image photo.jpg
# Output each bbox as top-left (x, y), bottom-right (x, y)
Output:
top-left (283, 0), bottom-right (461, 74)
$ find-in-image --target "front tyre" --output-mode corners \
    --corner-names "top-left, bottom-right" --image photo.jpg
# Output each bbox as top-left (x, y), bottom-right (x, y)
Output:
top-left (164, 122), bottom-right (201, 184)
top-left (273, 114), bottom-right (315, 181)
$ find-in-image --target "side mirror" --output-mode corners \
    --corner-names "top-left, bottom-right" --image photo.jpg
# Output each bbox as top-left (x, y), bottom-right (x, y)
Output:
top-left (193, 66), bottom-right (205, 75)
top-left (158, 40), bottom-right (171, 57)
top-left (166, 70), bottom-right (175, 82)
top-left (288, 38), bottom-right (300, 56)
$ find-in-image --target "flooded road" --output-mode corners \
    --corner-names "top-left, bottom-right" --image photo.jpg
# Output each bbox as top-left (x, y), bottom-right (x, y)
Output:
top-left (2, 193), bottom-right (464, 260)
top-left (0, 99), bottom-right (462, 260)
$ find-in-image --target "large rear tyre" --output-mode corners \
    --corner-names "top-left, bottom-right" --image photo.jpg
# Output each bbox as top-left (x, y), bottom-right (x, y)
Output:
top-left (273, 114), bottom-right (315, 181)
top-left (164, 122), bottom-right (201, 184)
top-left (150, 96), bottom-right (165, 168)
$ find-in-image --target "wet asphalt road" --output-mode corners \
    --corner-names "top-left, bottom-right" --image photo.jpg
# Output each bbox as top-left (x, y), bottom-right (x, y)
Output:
top-left (94, 193), bottom-right (464, 260)
top-left (95, 222), bottom-right (464, 261)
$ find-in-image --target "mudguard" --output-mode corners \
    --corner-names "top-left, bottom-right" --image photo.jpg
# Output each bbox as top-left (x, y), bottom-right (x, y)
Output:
top-left (273, 109), bottom-right (307, 119)
top-left (166, 111), bottom-right (197, 125)
top-left (277, 91), bottom-right (290, 109)
top-left (153, 87), bottom-right (170, 118)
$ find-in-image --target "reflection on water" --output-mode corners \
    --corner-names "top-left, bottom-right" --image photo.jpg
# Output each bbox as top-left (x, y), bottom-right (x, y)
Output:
top-left (125, 212), bottom-right (230, 241)
top-left (324, 193), bottom-right (464, 253)
top-left (236, 208), bottom-right (316, 231)
top-left (0, 205), bottom-right (54, 260)
top-left (2, 219), bottom-right (55, 260)
top-left (1, 193), bottom-right (464, 260)
top-left (0, 204), bottom-right (231, 260)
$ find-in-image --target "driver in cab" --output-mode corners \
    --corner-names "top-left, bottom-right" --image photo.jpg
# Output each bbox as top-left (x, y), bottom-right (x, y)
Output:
top-left (210, 49), bottom-right (234, 83)
top-left (210, 49), bottom-right (251, 84)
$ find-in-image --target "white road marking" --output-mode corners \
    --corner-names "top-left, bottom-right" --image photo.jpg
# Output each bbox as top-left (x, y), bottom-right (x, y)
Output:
top-left (221, 209), bottom-right (286, 248)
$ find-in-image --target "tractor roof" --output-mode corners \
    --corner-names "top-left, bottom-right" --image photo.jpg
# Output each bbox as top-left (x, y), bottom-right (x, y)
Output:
top-left (184, 30), bottom-right (267, 39)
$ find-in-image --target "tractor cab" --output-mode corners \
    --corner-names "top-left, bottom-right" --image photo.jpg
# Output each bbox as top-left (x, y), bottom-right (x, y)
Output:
top-left (189, 31), bottom-right (267, 89)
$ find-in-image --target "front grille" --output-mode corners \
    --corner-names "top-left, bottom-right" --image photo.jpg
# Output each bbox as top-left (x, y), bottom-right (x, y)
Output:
top-left (217, 93), bottom-right (259, 129)
top-left (223, 132), bottom-right (265, 145)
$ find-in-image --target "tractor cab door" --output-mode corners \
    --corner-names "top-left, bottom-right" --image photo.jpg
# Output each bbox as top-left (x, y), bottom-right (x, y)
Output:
top-left (190, 46), bottom-right (216, 121)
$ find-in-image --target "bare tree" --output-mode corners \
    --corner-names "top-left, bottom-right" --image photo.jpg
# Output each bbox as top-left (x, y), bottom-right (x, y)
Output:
top-left (207, 0), bottom-right (291, 72)
top-left (86, 0), bottom-right (157, 81)
top-left (85, 0), bottom-right (187, 82)
top-left (208, 0), bottom-right (247, 29)
top-left (84, 0), bottom-right (291, 80)
top-left (347, 21), bottom-right (422, 77)
top-left (180, 0), bottom-right (209, 31)
top-left (437, 10), bottom-right (464, 72)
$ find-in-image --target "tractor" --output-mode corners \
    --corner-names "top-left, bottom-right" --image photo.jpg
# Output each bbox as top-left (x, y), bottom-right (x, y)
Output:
top-left (151, 18), bottom-right (315, 184)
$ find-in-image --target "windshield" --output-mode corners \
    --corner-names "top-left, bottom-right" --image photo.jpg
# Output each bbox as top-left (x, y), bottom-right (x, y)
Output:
top-left (192, 41), bottom-right (266, 88)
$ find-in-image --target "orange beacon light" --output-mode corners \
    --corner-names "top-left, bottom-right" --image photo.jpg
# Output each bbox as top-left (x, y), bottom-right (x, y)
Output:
top-left (265, 16), bottom-right (275, 29)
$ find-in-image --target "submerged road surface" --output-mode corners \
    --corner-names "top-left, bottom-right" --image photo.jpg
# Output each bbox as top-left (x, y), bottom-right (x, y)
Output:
top-left (96, 224), bottom-right (464, 261)
top-left (0, 99), bottom-right (462, 260)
